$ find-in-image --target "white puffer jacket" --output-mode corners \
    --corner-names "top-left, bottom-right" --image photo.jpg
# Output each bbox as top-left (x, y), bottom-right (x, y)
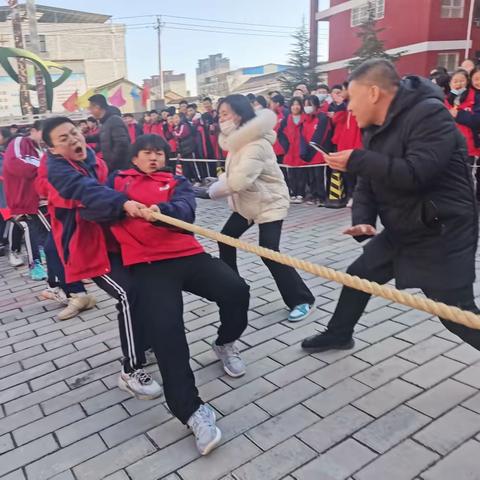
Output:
top-left (209, 109), bottom-right (290, 224)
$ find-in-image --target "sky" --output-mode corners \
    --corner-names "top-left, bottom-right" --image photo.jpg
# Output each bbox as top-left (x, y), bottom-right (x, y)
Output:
top-left (37, 0), bottom-right (330, 94)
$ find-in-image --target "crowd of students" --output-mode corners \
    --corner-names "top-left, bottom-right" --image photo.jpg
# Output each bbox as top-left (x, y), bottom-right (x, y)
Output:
top-left (1, 60), bottom-right (480, 456)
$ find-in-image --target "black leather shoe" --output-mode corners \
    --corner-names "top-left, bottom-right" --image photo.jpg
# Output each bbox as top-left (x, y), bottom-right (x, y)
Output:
top-left (301, 332), bottom-right (354, 353)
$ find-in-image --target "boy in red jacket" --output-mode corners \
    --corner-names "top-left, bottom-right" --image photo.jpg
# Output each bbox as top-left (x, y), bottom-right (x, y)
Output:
top-left (42, 116), bottom-right (161, 401)
top-left (3, 120), bottom-right (47, 280)
top-left (107, 134), bottom-right (250, 455)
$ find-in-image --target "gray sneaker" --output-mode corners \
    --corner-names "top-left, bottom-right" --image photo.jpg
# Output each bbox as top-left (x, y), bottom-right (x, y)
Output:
top-left (212, 341), bottom-right (246, 378)
top-left (187, 404), bottom-right (222, 455)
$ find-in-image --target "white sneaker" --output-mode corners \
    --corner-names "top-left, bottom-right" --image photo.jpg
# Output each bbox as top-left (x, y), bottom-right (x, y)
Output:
top-left (118, 368), bottom-right (162, 400)
top-left (9, 251), bottom-right (24, 267)
top-left (57, 293), bottom-right (96, 321)
top-left (212, 341), bottom-right (246, 377)
top-left (188, 404), bottom-right (222, 455)
top-left (41, 287), bottom-right (68, 305)
top-left (347, 198), bottom-right (353, 208)
top-left (293, 196), bottom-right (303, 204)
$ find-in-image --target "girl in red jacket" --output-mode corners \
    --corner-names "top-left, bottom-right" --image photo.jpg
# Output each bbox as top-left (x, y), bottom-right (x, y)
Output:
top-left (301, 95), bottom-right (333, 205)
top-left (108, 134), bottom-right (249, 455)
top-left (446, 68), bottom-right (480, 159)
top-left (279, 97), bottom-right (307, 203)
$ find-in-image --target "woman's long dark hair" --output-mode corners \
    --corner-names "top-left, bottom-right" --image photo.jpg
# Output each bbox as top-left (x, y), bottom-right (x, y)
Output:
top-left (446, 69), bottom-right (470, 106)
top-left (218, 94), bottom-right (256, 126)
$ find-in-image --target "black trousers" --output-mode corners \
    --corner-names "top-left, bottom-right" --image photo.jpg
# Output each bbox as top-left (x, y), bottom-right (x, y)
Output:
top-left (288, 168), bottom-right (308, 197)
top-left (44, 232), bottom-right (85, 296)
top-left (219, 212), bottom-right (314, 310)
top-left (131, 253), bottom-right (250, 423)
top-left (307, 167), bottom-right (326, 201)
top-left (93, 253), bottom-right (146, 372)
top-left (327, 251), bottom-right (480, 350)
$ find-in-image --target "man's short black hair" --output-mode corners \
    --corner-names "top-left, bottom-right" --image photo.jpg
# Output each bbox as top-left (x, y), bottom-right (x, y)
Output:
top-left (87, 116), bottom-right (97, 124)
top-left (271, 94), bottom-right (285, 106)
top-left (187, 103), bottom-right (197, 110)
top-left (123, 113), bottom-right (134, 118)
top-left (179, 100), bottom-right (188, 106)
top-left (78, 119), bottom-right (88, 124)
top-left (32, 120), bottom-right (43, 131)
top-left (88, 94), bottom-right (108, 109)
top-left (331, 84), bottom-right (343, 91)
top-left (41, 116), bottom-right (75, 147)
top-left (149, 109), bottom-right (158, 115)
top-left (246, 93), bottom-right (256, 102)
top-left (317, 83), bottom-right (330, 92)
top-left (203, 97), bottom-right (212, 103)
top-left (348, 58), bottom-right (401, 91)
top-left (130, 134), bottom-right (171, 161)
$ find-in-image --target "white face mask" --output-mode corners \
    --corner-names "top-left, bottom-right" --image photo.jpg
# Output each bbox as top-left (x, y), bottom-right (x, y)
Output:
top-left (304, 106), bottom-right (315, 115)
top-left (220, 119), bottom-right (237, 136)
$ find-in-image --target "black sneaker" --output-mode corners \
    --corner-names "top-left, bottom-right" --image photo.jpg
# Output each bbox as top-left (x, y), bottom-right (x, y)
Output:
top-left (301, 331), bottom-right (355, 352)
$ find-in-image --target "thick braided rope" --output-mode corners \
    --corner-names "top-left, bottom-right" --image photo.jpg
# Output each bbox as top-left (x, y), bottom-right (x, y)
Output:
top-left (153, 212), bottom-right (480, 330)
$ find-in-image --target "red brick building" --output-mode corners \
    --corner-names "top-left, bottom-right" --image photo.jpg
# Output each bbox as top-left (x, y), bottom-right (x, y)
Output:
top-left (310, 0), bottom-right (480, 85)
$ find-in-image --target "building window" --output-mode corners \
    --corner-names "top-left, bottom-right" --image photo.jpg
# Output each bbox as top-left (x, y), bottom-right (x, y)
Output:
top-left (24, 34), bottom-right (47, 53)
top-left (351, 0), bottom-right (385, 27)
top-left (441, 0), bottom-right (465, 18)
top-left (437, 52), bottom-right (460, 72)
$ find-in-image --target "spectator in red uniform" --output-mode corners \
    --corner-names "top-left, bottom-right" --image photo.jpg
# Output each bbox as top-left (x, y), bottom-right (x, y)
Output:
top-left (123, 114), bottom-right (142, 144)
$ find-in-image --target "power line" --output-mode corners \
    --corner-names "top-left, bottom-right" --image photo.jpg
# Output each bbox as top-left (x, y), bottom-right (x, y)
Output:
top-left (162, 25), bottom-right (290, 38)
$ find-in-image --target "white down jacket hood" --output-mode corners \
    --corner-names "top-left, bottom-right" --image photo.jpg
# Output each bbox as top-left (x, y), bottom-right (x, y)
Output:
top-left (210, 108), bottom-right (290, 224)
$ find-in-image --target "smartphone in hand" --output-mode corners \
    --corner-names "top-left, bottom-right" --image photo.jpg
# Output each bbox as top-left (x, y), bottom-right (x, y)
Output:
top-left (309, 142), bottom-right (329, 156)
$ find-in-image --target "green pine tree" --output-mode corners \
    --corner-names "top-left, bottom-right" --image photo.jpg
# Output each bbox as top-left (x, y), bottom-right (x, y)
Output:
top-left (347, 1), bottom-right (403, 71)
top-left (280, 19), bottom-right (317, 93)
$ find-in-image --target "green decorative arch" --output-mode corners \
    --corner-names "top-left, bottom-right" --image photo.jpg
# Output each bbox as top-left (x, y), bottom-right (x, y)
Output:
top-left (0, 47), bottom-right (72, 110)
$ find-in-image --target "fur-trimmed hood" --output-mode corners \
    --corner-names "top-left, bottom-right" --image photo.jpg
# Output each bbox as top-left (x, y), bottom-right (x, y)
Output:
top-left (219, 108), bottom-right (277, 152)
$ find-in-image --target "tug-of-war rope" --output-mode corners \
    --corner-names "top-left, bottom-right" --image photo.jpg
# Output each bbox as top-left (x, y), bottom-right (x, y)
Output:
top-left (153, 211), bottom-right (480, 330)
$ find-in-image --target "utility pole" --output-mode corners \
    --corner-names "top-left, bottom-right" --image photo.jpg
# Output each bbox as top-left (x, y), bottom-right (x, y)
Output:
top-left (8, 0), bottom-right (32, 115)
top-left (26, 0), bottom-right (47, 113)
top-left (155, 16), bottom-right (164, 100)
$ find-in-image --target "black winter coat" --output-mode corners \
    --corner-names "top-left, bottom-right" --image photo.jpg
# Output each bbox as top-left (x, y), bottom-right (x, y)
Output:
top-left (348, 76), bottom-right (478, 290)
top-left (98, 107), bottom-right (131, 172)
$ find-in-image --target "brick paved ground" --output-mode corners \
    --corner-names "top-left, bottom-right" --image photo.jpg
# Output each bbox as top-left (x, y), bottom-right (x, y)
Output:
top-left (0, 199), bottom-right (479, 480)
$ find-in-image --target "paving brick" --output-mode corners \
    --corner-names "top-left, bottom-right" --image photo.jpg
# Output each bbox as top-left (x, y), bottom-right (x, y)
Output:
top-left (421, 439), bottom-right (480, 480)
top-left (354, 439), bottom-right (439, 480)
top-left (453, 362), bottom-right (480, 388)
top-left (241, 323), bottom-right (291, 347)
top-left (81, 387), bottom-right (131, 415)
top-left (354, 337), bottom-right (411, 364)
top-left (246, 404), bottom-right (319, 450)
top-left (393, 310), bottom-right (433, 326)
top-left (355, 320), bottom-right (408, 343)
top-left (13, 331), bottom-right (63, 352)
top-left (54, 343), bottom-right (108, 369)
top-left (25, 435), bottom-right (107, 480)
top-left (57, 404), bottom-right (129, 446)
top-left (30, 361), bottom-right (90, 390)
top-left (293, 438), bottom-right (377, 480)
top-left (0, 432), bottom-right (14, 454)
top-left (0, 344), bottom-right (44, 368)
top-left (255, 378), bottom-right (319, 415)
top-left (211, 378), bottom-right (277, 415)
top-left (353, 356), bottom-right (417, 388)
top-left (463, 391), bottom-right (480, 413)
top-left (443, 342), bottom-right (480, 364)
top-left (354, 405), bottom-right (431, 453)
top-left (408, 379), bottom-right (477, 418)
top-left (395, 319), bottom-right (443, 343)
top-left (308, 356), bottom-right (370, 388)
top-left (22, 345), bottom-right (75, 369)
top-left (0, 361), bottom-right (55, 391)
top-left (42, 380), bottom-right (107, 415)
top-left (14, 404), bottom-right (85, 445)
top-left (269, 343), bottom-right (309, 366)
top-left (353, 379), bottom-right (422, 417)
top-left (232, 437), bottom-right (316, 480)
top-left (220, 357), bottom-right (281, 388)
top-left (73, 435), bottom-right (156, 480)
top-left (101, 405), bottom-right (171, 447)
top-left (177, 435), bottom-right (262, 480)
top-left (264, 356), bottom-right (325, 387)
top-left (397, 336), bottom-right (457, 364)
top-left (402, 356), bottom-right (466, 388)
top-left (358, 306), bottom-right (402, 328)
top-left (311, 339), bottom-right (370, 364)
top-left (414, 406), bottom-right (480, 455)
top-left (0, 405), bottom-right (43, 436)
top-left (304, 377), bottom-right (371, 417)
top-left (0, 382), bottom-right (30, 405)
top-left (0, 435), bottom-right (58, 478)
top-left (127, 436), bottom-right (200, 480)
top-left (298, 404), bottom-right (372, 453)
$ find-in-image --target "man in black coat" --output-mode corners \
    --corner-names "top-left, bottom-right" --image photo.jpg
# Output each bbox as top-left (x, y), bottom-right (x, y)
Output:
top-left (88, 94), bottom-right (130, 172)
top-left (302, 59), bottom-right (480, 353)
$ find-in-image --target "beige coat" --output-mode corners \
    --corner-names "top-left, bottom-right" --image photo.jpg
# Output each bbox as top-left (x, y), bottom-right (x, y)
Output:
top-left (209, 109), bottom-right (290, 224)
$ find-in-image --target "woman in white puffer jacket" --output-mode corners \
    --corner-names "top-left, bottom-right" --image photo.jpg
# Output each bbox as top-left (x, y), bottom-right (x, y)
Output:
top-left (209, 94), bottom-right (314, 322)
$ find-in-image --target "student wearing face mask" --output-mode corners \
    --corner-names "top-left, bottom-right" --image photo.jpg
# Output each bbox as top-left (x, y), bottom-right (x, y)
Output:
top-left (209, 94), bottom-right (315, 323)
top-left (279, 97), bottom-right (308, 203)
top-left (301, 95), bottom-right (333, 205)
top-left (446, 69), bottom-right (480, 160)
